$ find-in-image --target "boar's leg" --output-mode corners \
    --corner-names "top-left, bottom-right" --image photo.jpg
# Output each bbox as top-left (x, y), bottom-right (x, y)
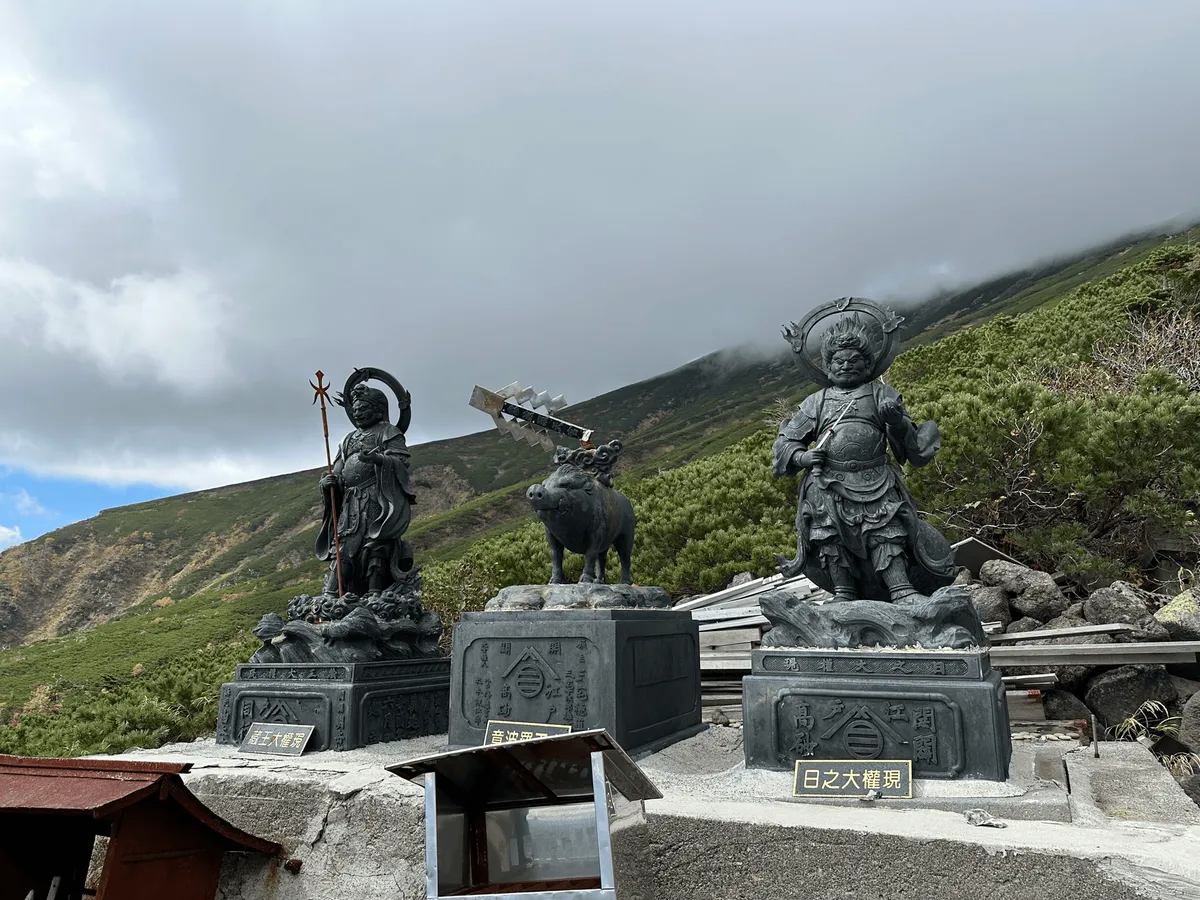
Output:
top-left (547, 528), bottom-right (567, 584)
top-left (596, 551), bottom-right (608, 585)
top-left (579, 547), bottom-right (599, 583)
top-left (615, 526), bottom-right (633, 585)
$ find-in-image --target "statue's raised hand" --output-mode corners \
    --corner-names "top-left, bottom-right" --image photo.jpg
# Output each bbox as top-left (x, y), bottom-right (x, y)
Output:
top-left (796, 448), bottom-right (827, 469)
top-left (878, 396), bottom-right (906, 427)
top-left (360, 446), bottom-right (386, 465)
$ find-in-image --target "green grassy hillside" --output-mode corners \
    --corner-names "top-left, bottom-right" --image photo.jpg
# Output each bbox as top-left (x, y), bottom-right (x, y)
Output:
top-left (1, 225), bottom-right (1198, 756)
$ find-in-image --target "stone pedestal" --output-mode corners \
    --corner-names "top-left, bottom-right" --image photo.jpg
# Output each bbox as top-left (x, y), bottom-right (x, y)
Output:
top-left (216, 659), bottom-right (450, 751)
top-left (743, 648), bottom-right (1011, 780)
top-left (448, 609), bottom-right (702, 751)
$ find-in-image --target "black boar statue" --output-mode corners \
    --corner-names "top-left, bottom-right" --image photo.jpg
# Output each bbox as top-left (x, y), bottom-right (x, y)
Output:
top-left (526, 440), bottom-right (636, 584)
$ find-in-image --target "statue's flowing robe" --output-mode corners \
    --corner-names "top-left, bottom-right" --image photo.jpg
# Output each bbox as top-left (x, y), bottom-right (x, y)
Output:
top-left (316, 421), bottom-right (416, 588)
top-left (772, 382), bottom-right (956, 597)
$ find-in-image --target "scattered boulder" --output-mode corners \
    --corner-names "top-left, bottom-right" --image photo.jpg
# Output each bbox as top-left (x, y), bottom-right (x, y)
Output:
top-left (999, 622), bottom-right (1114, 694)
top-left (980, 560), bottom-right (1069, 621)
top-left (1178, 774), bottom-right (1200, 810)
top-left (1063, 601), bottom-right (1085, 619)
top-left (1155, 589), bottom-right (1200, 641)
top-left (1043, 690), bottom-right (1093, 723)
top-left (1083, 665), bottom-right (1178, 728)
top-left (1006, 617), bottom-right (1045, 634)
top-left (966, 585), bottom-right (1012, 629)
top-left (1123, 618), bottom-right (1173, 643)
top-left (1083, 582), bottom-right (1151, 626)
top-left (1036, 630), bottom-right (1114, 695)
top-left (729, 572), bottom-right (755, 588)
top-left (1180, 692), bottom-right (1200, 752)
top-left (1083, 582), bottom-right (1170, 642)
top-left (1044, 613), bottom-right (1085, 631)
top-left (1171, 675), bottom-right (1200, 705)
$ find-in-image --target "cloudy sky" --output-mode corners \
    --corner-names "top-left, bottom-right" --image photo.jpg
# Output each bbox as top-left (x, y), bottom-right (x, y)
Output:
top-left (2, 1), bottom-right (1200, 545)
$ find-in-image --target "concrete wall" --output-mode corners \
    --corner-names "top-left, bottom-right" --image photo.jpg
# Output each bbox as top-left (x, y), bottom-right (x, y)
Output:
top-left (171, 766), bottom-right (1196, 900)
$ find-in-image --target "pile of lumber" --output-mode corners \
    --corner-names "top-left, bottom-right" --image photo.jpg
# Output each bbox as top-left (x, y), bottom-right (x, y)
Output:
top-left (678, 574), bottom-right (1200, 723)
top-left (674, 573), bottom-right (829, 724)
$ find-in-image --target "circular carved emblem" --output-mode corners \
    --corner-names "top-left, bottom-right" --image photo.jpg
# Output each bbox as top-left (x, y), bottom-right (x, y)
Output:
top-left (842, 720), bottom-right (884, 759)
top-left (516, 663), bottom-right (545, 698)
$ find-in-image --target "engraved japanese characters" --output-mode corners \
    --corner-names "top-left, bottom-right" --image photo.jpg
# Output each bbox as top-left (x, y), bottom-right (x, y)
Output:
top-left (774, 298), bottom-right (957, 603)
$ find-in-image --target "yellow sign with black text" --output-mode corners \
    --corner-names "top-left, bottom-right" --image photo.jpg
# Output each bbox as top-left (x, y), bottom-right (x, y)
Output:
top-left (238, 722), bottom-right (315, 756)
top-left (483, 720), bottom-right (572, 745)
top-left (793, 759), bottom-right (912, 798)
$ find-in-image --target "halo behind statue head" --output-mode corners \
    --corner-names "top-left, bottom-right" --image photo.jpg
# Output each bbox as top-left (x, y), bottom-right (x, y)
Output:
top-left (782, 297), bottom-right (905, 388)
top-left (334, 366), bottom-right (412, 434)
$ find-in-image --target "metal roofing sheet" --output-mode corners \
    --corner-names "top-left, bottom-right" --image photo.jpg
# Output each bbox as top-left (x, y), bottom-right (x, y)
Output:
top-left (0, 755), bottom-right (281, 855)
top-left (385, 728), bottom-right (662, 804)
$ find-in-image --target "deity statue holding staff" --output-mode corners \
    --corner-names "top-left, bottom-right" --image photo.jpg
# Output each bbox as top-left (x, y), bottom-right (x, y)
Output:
top-left (316, 367), bottom-right (417, 597)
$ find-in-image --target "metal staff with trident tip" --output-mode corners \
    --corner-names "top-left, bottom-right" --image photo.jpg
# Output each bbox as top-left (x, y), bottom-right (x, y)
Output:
top-left (311, 370), bottom-right (344, 597)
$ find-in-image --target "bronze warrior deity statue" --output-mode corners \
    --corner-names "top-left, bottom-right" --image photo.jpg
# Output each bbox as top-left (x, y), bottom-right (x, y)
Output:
top-left (774, 298), bottom-right (956, 603)
top-left (317, 368), bottom-right (417, 597)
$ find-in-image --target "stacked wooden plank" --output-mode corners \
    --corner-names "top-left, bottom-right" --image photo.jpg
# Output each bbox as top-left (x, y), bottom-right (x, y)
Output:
top-left (675, 573), bottom-right (829, 723)
top-left (696, 639), bottom-right (1200, 675)
top-left (680, 573), bottom-right (1200, 723)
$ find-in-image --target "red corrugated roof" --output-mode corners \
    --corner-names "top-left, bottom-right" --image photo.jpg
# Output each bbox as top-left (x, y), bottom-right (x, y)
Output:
top-left (0, 755), bottom-right (280, 854)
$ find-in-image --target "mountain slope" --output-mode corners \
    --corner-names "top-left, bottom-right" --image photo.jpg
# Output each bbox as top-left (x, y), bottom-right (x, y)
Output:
top-left (1, 235), bottom-right (1197, 757)
top-left (1, 222), bottom-right (1197, 651)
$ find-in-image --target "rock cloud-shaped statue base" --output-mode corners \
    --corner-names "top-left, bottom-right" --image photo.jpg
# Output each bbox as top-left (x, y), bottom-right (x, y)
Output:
top-left (759, 584), bottom-right (988, 651)
top-left (249, 568), bottom-right (445, 664)
top-left (485, 583), bottom-right (672, 612)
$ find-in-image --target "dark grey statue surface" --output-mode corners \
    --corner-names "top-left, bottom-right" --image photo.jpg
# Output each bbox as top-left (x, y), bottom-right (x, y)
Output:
top-left (218, 368), bottom-right (450, 751)
top-left (485, 582), bottom-right (671, 611)
top-left (759, 584), bottom-right (987, 650)
top-left (527, 440), bottom-right (636, 584)
top-left (248, 368), bottom-right (442, 664)
top-left (774, 298), bottom-right (956, 603)
top-left (744, 302), bottom-right (1009, 780)
top-left (318, 367), bottom-right (417, 597)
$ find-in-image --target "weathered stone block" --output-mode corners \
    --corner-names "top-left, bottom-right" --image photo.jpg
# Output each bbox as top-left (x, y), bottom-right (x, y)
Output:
top-left (1156, 589), bottom-right (1200, 641)
top-left (1043, 689), bottom-right (1093, 723)
top-left (216, 659), bottom-right (450, 751)
top-left (1083, 665), bottom-right (1178, 728)
top-left (966, 584), bottom-right (1012, 629)
top-left (743, 648), bottom-right (1011, 781)
top-left (448, 609), bottom-right (702, 750)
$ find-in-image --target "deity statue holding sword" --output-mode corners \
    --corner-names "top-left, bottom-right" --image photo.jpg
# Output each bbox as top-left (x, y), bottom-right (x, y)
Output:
top-left (773, 298), bottom-right (957, 603)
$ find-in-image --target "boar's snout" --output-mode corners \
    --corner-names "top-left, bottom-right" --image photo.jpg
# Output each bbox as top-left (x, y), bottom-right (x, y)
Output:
top-left (527, 483), bottom-right (557, 511)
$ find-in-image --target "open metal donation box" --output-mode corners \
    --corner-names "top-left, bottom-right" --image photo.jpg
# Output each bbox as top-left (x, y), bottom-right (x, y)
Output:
top-left (387, 729), bottom-right (660, 900)
top-left (0, 755), bottom-right (280, 900)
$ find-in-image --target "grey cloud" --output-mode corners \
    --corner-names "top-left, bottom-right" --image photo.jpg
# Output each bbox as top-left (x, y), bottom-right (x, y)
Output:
top-left (3, 1), bottom-right (1200, 487)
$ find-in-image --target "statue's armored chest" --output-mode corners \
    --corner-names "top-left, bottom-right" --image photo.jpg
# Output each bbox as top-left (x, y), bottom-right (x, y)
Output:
top-left (341, 432), bottom-right (380, 486)
top-left (819, 390), bottom-right (886, 462)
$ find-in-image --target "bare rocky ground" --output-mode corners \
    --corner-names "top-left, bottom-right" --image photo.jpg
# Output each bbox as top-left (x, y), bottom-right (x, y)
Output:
top-left (91, 724), bottom-right (1200, 900)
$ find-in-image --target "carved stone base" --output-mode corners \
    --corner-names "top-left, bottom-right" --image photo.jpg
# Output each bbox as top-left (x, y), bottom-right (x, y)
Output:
top-left (742, 648), bottom-right (1011, 781)
top-left (216, 659), bottom-right (450, 752)
top-left (485, 583), bottom-right (672, 611)
top-left (759, 585), bottom-right (988, 651)
top-left (448, 609), bottom-right (701, 750)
